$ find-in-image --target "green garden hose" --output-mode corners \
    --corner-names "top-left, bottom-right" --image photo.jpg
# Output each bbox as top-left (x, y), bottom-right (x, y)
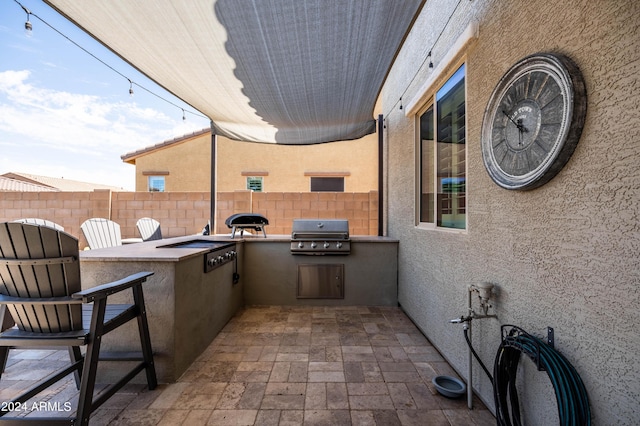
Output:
top-left (493, 325), bottom-right (591, 426)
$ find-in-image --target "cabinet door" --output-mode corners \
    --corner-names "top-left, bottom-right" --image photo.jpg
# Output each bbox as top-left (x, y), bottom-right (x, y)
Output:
top-left (297, 264), bottom-right (344, 299)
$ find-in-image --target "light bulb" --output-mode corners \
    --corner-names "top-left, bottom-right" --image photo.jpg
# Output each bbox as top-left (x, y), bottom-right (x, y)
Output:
top-left (22, 5), bottom-right (32, 37)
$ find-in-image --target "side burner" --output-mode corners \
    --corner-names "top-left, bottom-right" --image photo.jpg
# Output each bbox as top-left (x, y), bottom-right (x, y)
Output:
top-left (158, 240), bottom-right (236, 273)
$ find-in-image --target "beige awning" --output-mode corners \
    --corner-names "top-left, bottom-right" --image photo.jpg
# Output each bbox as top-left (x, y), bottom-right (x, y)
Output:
top-left (45, 0), bottom-right (423, 144)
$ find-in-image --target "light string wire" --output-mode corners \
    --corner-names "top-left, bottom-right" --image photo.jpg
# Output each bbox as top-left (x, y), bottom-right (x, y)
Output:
top-left (383, 0), bottom-right (464, 118)
top-left (12, 0), bottom-right (209, 120)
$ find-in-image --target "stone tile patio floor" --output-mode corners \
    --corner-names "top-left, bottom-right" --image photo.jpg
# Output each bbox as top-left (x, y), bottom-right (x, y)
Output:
top-left (0, 306), bottom-right (495, 425)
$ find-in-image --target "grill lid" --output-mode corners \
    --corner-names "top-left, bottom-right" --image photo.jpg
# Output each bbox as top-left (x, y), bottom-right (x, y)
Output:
top-left (291, 219), bottom-right (349, 240)
top-left (291, 219), bottom-right (351, 255)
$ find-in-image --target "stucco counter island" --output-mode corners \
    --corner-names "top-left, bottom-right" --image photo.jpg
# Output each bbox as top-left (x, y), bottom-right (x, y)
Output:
top-left (80, 235), bottom-right (244, 383)
top-left (79, 234), bottom-right (398, 383)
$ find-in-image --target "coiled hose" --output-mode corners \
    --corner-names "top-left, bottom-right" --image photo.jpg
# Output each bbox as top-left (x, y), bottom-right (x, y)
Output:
top-left (493, 325), bottom-right (591, 426)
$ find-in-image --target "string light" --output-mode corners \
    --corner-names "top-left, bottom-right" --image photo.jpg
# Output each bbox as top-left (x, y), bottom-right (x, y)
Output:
top-left (12, 0), bottom-right (208, 122)
top-left (20, 3), bottom-right (32, 36)
top-left (383, 0), bottom-right (464, 117)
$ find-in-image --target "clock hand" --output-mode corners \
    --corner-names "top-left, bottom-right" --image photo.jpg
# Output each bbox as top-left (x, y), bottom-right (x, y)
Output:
top-left (502, 110), bottom-right (525, 132)
top-left (516, 118), bottom-right (527, 133)
top-left (519, 125), bottom-right (522, 146)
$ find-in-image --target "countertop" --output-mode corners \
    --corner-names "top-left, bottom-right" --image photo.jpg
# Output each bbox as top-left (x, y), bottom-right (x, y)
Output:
top-left (79, 234), bottom-right (398, 262)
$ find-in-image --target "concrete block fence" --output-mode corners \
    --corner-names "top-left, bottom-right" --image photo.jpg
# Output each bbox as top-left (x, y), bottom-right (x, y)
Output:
top-left (1, 190), bottom-right (378, 249)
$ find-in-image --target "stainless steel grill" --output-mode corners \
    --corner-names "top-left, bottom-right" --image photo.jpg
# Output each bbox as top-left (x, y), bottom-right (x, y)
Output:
top-left (290, 219), bottom-right (350, 255)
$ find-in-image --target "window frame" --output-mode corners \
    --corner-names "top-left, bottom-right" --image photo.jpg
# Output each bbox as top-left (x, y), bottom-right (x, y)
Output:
top-left (147, 175), bottom-right (165, 192)
top-left (415, 62), bottom-right (468, 232)
top-left (246, 176), bottom-right (264, 192)
top-left (310, 176), bottom-right (345, 192)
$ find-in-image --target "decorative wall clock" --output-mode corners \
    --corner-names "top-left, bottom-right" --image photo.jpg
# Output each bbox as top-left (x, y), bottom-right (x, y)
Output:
top-left (481, 53), bottom-right (587, 190)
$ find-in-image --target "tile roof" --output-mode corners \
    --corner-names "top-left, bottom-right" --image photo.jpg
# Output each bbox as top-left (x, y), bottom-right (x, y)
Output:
top-left (0, 172), bottom-right (124, 192)
top-left (0, 176), bottom-right (58, 192)
top-left (121, 128), bottom-right (210, 164)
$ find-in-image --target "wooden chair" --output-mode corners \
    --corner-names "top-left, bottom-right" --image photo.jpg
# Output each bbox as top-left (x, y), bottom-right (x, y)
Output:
top-left (0, 222), bottom-right (156, 425)
top-left (13, 218), bottom-right (64, 231)
top-left (80, 218), bottom-right (122, 249)
top-left (136, 217), bottom-right (162, 241)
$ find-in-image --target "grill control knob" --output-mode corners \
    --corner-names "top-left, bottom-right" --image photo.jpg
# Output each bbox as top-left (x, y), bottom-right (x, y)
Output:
top-left (311, 242), bottom-right (317, 248)
top-left (208, 257), bottom-right (218, 266)
top-left (298, 242), bottom-right (304, 249)
top-left (323, 242), bottom-right (330, 249)
top-left (217, 255), bottom-right (225, 263)
top-left (336, 242), bottom-right (343, 249)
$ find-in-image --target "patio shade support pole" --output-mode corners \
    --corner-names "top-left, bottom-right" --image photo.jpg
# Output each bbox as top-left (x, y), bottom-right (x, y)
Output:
top-left (210, 124), bottom-right (217, 235)
top-left (377, 114), bottom-right (384, 236)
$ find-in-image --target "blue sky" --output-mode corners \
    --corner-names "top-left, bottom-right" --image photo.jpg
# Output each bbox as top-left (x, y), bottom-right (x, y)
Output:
top-left (0, 0), bottom-right (211, 190)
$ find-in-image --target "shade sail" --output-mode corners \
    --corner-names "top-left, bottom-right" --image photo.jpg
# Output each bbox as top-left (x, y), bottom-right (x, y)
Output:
top-left (45, 0), bottom-right (423, 144)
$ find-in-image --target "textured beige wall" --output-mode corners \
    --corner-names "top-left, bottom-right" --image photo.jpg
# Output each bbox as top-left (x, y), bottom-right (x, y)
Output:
top-left (132, 131), bottom-right (378, 193)
top-left (383, 0), bottom-right (639, 423)
top-left (216, 133), bottom-right (378, 192)
top-left (133, 133), bottom-right (212, 192)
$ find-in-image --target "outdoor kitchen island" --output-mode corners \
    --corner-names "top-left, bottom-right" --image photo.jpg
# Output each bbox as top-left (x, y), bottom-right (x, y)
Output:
top-left (79, 233), bottom-right (398, 383)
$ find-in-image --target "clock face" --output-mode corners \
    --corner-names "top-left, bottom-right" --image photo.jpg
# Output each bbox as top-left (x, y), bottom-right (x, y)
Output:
top-left (481, 53), bottom-right (587, 190)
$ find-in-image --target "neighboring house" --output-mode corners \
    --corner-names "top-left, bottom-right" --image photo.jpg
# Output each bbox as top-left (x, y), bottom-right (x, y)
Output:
top-left (0, 176), bottom-right (58, 192)
top-left (0, 172), bottom-right (124, 192)
top-left (121, 129), bottom-right (378, 193)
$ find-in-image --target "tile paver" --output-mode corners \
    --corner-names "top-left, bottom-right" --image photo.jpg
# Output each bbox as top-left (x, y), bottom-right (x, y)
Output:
top-left (0, 305), bottom-right (494, 425)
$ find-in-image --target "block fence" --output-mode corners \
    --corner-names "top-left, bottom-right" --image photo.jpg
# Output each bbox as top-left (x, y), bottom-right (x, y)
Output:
top-left (0, 190), bottom-right (378, 249)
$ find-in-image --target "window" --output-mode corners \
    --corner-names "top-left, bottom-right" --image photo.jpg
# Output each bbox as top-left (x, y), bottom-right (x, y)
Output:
top-left (148, 176), bottom-right (165, 192)
top-left (310, 177), bottom-right (344, 192)
top-left (419, 64), bottom-right (466, 229)
top-left (246, 176), bottom-right (263, 192)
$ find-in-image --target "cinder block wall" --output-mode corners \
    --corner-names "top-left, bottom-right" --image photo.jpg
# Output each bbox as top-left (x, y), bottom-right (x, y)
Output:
top-left (1, 190), bottom-right (379, 249)
top-left (215, 190), bottom-right (379, 235)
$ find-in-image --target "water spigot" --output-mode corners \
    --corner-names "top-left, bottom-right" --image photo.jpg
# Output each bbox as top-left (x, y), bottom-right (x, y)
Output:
top-left (469, 282), bottom-right (495, 316)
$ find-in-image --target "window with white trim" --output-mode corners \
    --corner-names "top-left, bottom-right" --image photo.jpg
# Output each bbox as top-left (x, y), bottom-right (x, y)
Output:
top-left (418, 64), bottom-right (466, 229)
top-left (148, 176), bottom-right (165, 192)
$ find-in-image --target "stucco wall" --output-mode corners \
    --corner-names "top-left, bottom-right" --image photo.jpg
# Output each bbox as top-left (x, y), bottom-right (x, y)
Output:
top-left (133, 132), bottom-right (212, 192)
top-left (132, 131), bottom-right (379, 193)
top-left (217, 133), bottom-right (379, 193)
top-left (382, 0), bottom-right (639, 424)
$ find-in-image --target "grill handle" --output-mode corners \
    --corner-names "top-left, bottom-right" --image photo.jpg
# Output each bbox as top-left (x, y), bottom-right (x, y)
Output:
top-left (291, 232), bottom-right (349, 240)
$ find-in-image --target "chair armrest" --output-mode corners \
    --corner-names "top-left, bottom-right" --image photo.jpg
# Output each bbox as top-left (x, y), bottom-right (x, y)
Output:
top-left (73, 271), bottom-right (154, 302)
top-left (0, 294), bottom-right (81, 305)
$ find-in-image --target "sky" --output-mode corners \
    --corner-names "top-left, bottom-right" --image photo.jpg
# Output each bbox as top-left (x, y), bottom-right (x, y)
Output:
top-left (0, 0), bottom-right (211, 191)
